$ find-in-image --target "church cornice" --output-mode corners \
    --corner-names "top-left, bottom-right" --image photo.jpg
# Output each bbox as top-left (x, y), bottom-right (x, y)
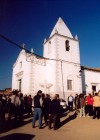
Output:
top-left (43, 33), bottom-right (78, 45)
top-left (16, 71), bottom-right (24, 79)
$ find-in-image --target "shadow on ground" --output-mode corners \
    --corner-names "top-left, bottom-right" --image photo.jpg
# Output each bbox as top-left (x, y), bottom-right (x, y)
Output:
top-left (0, 115), bottom-right (32, 133)
top-left (0, 133), bottom-right (35, 140)
top-left (60, 111), bottom-right (77, 127)
top-left (60, 111), bottom-right (68, 118)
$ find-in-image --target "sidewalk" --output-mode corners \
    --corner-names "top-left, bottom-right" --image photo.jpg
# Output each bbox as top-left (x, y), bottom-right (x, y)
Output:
top-left (0, 111), bottom-right (100, 140)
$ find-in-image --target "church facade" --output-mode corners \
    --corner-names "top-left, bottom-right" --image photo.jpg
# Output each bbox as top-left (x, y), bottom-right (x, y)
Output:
top-left (12, 18), bottom-right (100, 99)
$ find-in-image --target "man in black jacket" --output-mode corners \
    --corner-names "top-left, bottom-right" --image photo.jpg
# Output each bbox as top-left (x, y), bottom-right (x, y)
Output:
top-left (32, 90), bottom-right (43, 129)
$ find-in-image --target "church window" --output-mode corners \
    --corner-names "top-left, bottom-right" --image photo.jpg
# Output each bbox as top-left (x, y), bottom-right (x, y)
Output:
top-left (49, 41), bottom-right (51, 44)
top-left (65, 40), bottom-right (70, 51)
top-left (67, 79), bottom-right (72, 90)
top-left (19, 79), bottom-right (22, 91)
top-left (19, 61), bottom-right (22, 69)
top-left (48, 41), bottom-right (51, 54)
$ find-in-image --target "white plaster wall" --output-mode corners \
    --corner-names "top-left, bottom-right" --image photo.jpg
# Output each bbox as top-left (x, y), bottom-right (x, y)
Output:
top-left (12, 50), bottom-right (46, 97)
top-left (55, 35), bottom-right (81, 98)
top-left (43, 37), bottom-right (57, 59)
top-left (84, 70), bottom-right (100, 93)
top-left (56, 36), bottom-right (80, 64)
top-left (61, 63), bottom-right (82, 98)
top-left (33, 62), bottom-right (45, 95)
top-left (43, 36), bottom-right (58, 95)
top-left (12, 50), bottom-right (32, 95)
top-left (43, 34), bottom-right (81, 99)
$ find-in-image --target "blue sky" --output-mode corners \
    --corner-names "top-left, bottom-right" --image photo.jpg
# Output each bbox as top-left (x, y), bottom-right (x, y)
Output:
top-left (0, 0), bottom-right (100, 89)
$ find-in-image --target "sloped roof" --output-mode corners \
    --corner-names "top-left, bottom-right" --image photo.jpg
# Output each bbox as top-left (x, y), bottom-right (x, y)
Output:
top-left (81, 66), bottom-right (100, 72)
top-left (0, 88), bottom-right (12, 95)
top-left (49, 17), bottom-right (73, 38)
top-left (13, 49), bottom-right (26, 68)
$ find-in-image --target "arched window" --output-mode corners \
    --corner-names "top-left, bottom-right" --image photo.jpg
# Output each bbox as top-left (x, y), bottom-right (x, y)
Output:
top-left (48, 41), bottom-right (51, 54)
top-left (19, 61), bottom-right (22, 69)
top-left (65, 40), bottom-right (70, 51)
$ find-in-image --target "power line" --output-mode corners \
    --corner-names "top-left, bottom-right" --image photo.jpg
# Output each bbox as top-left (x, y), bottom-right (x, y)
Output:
top-left (0, 33), bottom-right (81, 65)
top-left (0, 34), bottom-right (43, 58)
top-left (0, 34), bottom-right (22, 49)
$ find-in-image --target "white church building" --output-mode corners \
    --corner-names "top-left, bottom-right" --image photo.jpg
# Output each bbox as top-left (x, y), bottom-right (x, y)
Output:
top-left (12, 17), bottom-right (100, 99)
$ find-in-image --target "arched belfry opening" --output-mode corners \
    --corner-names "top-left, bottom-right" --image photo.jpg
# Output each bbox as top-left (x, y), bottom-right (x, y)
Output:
top-left (65, 40), bottom-right (70, 51)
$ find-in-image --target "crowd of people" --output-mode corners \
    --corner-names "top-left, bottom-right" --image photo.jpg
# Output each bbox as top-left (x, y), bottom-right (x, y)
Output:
top-left (31, 90), bottom-right (100, 130)
top-left (1, 90), bottom-right (100, 131)
top-left (0, 90), bottom-right (61, 130)
top-left (0, 90), bottom-right (33, 122)
top-left (32, 90), bottom-right (61, 130)
top-left (72, 91), bottom-right (100, 119)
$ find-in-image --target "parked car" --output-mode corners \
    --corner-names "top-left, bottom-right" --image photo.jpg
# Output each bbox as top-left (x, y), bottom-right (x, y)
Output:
top-left (60, 98), bottom-right (67, 112)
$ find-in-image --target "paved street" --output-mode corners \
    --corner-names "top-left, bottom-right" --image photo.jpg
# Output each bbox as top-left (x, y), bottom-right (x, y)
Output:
top-left (0, 111), bottom-right (100, 140)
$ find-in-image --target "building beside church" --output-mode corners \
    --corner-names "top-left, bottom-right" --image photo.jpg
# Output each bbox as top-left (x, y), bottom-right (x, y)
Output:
top-left (12, 17), bottom-right (100, 99)
top-left (81, 66), bottom-right (100, 95)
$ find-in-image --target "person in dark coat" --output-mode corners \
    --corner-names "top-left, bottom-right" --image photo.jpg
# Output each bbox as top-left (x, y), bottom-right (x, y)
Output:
top-left (32, 90), bottom-right (43, 129)
top-left (42, 94), bottom-right (51, 126)
top-left (27, 95), bottom-right (33, 117)
top-left (48, 94), bottom-right (61, 130)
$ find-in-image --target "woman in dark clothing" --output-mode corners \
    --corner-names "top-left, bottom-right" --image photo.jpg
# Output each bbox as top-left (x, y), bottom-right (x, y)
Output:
top-left (42, 94), bottom-right (51, 126)
top-left (48, 94), bottom-right (61, 130)
top-left (27, 95), bottom-right (33, 117)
